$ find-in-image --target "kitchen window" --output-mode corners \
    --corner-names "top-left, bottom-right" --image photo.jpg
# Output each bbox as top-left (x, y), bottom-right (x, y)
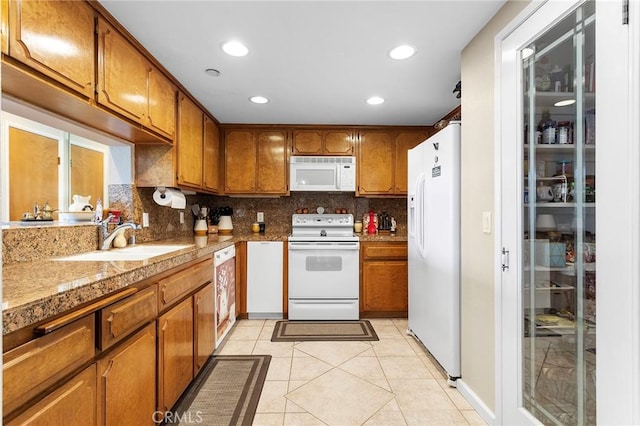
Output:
top-left (1, 101), bottom-right (132, 222)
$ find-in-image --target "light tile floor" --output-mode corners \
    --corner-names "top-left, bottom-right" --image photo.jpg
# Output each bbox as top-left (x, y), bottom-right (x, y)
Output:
top-left (214, 318), bottom-right (487, 426)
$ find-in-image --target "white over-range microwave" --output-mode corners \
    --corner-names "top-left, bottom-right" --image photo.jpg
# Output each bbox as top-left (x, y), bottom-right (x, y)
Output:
top-left (289, 156), bottom-right (356, 192)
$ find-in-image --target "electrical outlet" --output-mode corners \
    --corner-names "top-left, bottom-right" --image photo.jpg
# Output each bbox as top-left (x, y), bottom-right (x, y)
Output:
top-left (257, 211), bottom-right (264, 222)
top-left (179, 211), bottom-right (185, 224)
top-left (142, 212), bottom-right (150, 228)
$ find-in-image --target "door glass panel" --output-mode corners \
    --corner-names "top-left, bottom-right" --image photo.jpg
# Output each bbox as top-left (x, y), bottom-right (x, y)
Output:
top-left (521, 2), bottom-right (595, 424)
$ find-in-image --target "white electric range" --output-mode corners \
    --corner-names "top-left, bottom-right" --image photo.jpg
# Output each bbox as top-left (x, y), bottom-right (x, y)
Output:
top-left (287, 214), bottom-right (360, 320)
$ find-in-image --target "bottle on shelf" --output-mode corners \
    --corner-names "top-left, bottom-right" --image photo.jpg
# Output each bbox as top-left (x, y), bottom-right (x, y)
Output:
top-left (537, 110), bottom-right (556, 144)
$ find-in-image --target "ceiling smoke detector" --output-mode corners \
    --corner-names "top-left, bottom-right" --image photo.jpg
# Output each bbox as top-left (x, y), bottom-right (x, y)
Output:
top-left (205, 68), bottom-right (220, 77)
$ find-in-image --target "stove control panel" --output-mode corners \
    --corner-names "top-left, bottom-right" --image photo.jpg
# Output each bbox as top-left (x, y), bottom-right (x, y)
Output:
top-left (292, 214), bottom-right (353, 227)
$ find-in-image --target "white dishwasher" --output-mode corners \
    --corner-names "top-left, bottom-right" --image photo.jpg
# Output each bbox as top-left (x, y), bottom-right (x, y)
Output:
top-left (247, 241), bottom-right (283, 318)
top-left (214, 244), bottom-right (236, 348)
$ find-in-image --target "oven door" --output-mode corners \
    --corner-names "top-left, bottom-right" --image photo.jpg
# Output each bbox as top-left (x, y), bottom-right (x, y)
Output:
top-left (288, 241), bottom-right (360, 298)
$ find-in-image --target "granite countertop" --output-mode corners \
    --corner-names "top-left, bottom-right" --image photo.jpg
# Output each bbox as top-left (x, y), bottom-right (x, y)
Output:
top-left (2, 230), bottom-right (405, 335)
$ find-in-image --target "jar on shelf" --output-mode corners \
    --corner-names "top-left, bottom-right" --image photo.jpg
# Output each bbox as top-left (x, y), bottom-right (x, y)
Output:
top-left (556, 160), bottom-right (573, 176)
top-left (550, 65), bottom-right (563, 92)
top-left (556, 121), bottom-right (573, 144)
top-left (537, 110), bottom-right (556, 144)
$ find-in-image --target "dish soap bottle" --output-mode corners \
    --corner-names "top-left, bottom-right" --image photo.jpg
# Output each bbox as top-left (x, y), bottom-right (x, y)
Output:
top-left (113, 230), bottom-right (127, 248)
top-left (94, 198), bottom-right (103, 223)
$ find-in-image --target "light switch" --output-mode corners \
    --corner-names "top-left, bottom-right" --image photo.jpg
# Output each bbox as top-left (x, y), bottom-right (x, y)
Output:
top-left (482, 211), bottom-right (492, 234)
top-left (179, 211), bottom-right (185, 224)
top-left (257, 211), bottom-right (264, 222)
top-left (142, 212), bottom-right (150, 228)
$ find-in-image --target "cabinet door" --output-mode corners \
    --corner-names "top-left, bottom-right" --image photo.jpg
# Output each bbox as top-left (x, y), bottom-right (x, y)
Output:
top-left (7, 0), bottom-right (95, 98)
top-left (97, 324), bottom-right (156, 426)
top-left (224, 130), bottom-right (257, 193)
top-left (147, 67), bottom-right (176, 140)
top-left (6, 364), bottom-right (97, 426)
top-left (256, 130), bottom-right (288, 194)
top-left (194, 283), bottom-right (215, 374)
top-left (394, 132), bottom-right (429, 194)
top-left (362, 260), bottom-right (408, 313)
top-left (324, 131), bottom-right (354, 155)
top-left (157, 297), bottom-right (194, 412)
top-left (97, 18), bottom-right (149, 123)
top-left (176, 94), bottom-right (204, 188)
top-left (202, 117), bottom-right (220, 193)
top-left (357, 131), bottom-right (394, 195)
top-left (292, 130), bottom-right (323, 155)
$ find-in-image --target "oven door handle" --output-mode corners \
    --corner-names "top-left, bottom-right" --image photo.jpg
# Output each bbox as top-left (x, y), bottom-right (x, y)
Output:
top-left (288, 242), bottom-right (360, 250)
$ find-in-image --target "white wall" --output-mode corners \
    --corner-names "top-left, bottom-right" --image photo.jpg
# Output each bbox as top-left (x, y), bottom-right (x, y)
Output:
top-left (459, 0), bottom-right (530, 415)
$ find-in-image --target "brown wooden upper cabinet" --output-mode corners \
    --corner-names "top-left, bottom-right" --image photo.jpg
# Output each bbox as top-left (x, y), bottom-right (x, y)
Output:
top-left (357, 129), bottom-right (430, 196)
top-left (203, 117), bottom-right (221, 193)
top-left (4, 0), bottom-right (96, 98)
top-left (97, 17), bottom-right (177, 141)
top-left (224, 128), bottom-right (289, 195)
top-left (292, 129), bottom-right (355, 156)
top-left (135, 96), bottom-right (219, 195)
top-left (97, 17), bottom-right (149, 123)
top-left (147, 67), bottom-right (177, 140)
top-left (176, 94), bottom-right (204, 189)
top-left (393, 131), bottom-right (431, 194)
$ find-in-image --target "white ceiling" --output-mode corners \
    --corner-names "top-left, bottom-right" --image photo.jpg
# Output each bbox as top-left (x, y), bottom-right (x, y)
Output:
top-left (98, 1), bottom-right (505, 126)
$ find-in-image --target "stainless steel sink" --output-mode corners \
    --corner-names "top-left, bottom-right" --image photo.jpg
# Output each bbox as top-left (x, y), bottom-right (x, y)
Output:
top-left (56, 244), bottom-right (194, 261)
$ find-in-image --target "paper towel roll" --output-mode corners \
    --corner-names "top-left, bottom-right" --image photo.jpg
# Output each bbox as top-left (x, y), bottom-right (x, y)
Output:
top-left (170, 190), bottom-right (186, 209)
top-left (153, 188), bottom-right (172, 206)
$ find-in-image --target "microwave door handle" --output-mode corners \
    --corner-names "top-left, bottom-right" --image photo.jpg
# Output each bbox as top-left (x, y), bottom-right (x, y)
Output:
top-left (335, 165), bottom-right (340, 190)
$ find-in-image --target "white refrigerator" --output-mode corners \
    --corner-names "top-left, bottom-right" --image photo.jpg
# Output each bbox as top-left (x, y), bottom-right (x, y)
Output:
top-left (407, 121), bottom-right (461, 383)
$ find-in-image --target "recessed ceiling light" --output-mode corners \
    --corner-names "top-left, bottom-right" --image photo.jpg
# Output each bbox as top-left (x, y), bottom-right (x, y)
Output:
top-left (389, 45), bottom-right (416, 60)
top-left (205, 68), bottom-right (220, 77)
top-left (366, 96), bottom-right (385, 105)
top-left (554, 99), bottom-right (576, 107)
top-left (250, 96), bottom-right (269, 104)
top-left (222, 41), bottom-right (248, 57)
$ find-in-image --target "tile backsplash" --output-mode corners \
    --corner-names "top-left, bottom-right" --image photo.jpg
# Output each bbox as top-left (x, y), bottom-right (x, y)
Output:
top-left (2, 185), bottom-right (407, 264)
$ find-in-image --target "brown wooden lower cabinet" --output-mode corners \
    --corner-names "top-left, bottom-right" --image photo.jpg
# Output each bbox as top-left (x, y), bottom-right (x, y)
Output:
top-left (194, 282), bottom-right (215, 375)
top-left (6, 364), bottom-right (97, 426)
top-left (157, 297), bottom-right (194, 413)
top-left (361, 241), bottom-right (408, 317)
top-left (2, 254), bottom-right (219, 425)
top-left (2, 315), bottom-right (96, 418)
top-left (97, 323), bottom-right (156, 426)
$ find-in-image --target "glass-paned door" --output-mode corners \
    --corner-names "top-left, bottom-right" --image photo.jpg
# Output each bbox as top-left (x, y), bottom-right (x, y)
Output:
top-left (521, 2), bottom-right (595, 424)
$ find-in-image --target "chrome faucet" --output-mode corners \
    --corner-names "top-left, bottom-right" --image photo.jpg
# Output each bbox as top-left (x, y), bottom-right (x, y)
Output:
top-left (99, 215), bottom-right (141, 250)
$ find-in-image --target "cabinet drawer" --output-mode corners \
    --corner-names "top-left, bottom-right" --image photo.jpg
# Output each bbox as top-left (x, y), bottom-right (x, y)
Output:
top-left (99, 285), bottom-right (158, 350)
top-left (362, 243), bottom-right (408, 259)
top-left (3, 315), bottom-right (95, 416)
top-left (158, 257), bottom-right (213, 310)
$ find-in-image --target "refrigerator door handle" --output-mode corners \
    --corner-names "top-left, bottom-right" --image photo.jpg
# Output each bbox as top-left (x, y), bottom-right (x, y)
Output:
top-left (416, 173), bottom-right (427, 259)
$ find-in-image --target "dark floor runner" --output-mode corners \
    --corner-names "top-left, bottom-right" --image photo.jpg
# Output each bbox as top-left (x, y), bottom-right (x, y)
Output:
top-left (165, 355), bottom-right (271, 426)
top-left (271, 320), bottom-right (379, 342)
